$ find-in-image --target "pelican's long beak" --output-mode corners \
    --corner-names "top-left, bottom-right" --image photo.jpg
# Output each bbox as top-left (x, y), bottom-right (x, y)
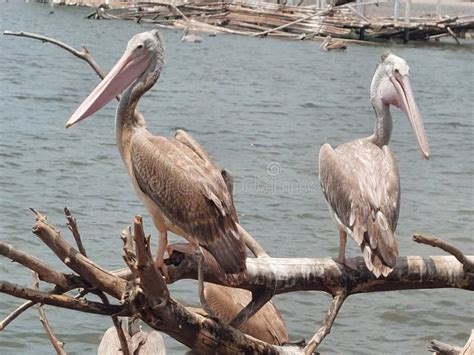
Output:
top-left (65, 49), bottom-right (150, 128)
top-left (390, 75), bottom-right (430, 159)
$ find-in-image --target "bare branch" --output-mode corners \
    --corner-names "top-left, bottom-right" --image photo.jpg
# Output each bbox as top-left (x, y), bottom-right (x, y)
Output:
top-left (33, 272), bottom-right (67, 355)
top-left (0, 280), bottom-right (126, 316)
top-left (133, 215), bottom-right (169, 305)
top-left (428, 339), bottom-right (462, 354)
top-left (238, 223), bottom-right (269, 258)
top-left (229, 288), bottom-right (274, 328)
top-left (304, 293), bottom-right (346, 354)
top-left (0, 241), bottom-right (84, 290)
top-left (413, 234), bottom-right (474, 272)
top-left (94, 291), bottom-right (131, 355)
top-left (31, 211), bottom-right (126, 299)
top-left (429, 329), bottom-right (474, 355)
top-left (0, 300), bottom-right (35, 331)
top-left (64, 207), bottom-right (87, 257)
top-left (3, 30), bottom-right (107, 81)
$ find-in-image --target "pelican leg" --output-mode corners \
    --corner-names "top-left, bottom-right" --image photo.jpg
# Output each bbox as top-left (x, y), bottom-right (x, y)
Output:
top-left (337, 230), bottom-right (357, 270)
top-left (337, 230), bottom-right (347, 264)
top-left (155, 229), bottom-right (169, 280)
top-left (195, 246), bottom-right (215, 316)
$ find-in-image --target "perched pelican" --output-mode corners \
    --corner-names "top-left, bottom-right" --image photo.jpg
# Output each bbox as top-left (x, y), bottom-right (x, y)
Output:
top-left (204, 283), bottom-right (288, 345)
top-left (180, 27), bottom-right (203, 43)
top-left (318, 53), bottom-right (430, 277)
top-left (320, 35), bottom-right (347, 51)
top-left (65, 30), bottom-right (246, 282)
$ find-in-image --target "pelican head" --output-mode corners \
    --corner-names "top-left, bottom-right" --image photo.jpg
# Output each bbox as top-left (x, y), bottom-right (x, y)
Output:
top-left (371, 52), bottom-right (430, 159)
top-left (65, 29), bottom-right (164, 128)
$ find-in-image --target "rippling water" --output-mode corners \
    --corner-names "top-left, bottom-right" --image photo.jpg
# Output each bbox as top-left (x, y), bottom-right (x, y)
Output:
top-left (1, 2), bottom-right (473, 354)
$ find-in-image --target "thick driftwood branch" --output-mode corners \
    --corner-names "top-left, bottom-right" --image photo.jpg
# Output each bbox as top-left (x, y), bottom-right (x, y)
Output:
top-left (168, 253), bottom-right (474, 295)
top-left (413, 234), bottom-right (474, 272)
top-left (429, 329), bottom-right (474, 355)
top-left (133, 216), bottom-right (169, 303)
top-left (429, 339), bottom-right (462, 354)
top-left (127, 217), bottom-right (301, 354)
top-left (31, 209), bottom-right (126, 299)
top-left (0, 241), bottom-right (84, 290)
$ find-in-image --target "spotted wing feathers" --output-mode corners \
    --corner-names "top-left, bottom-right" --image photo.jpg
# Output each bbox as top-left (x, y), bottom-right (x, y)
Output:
top-left (319, 141), bottom-right (400, 277)
top-left (130, 130), bottom-right (246, 273)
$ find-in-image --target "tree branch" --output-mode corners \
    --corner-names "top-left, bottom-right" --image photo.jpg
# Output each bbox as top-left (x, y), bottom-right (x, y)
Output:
top-left (64, 207), bottom-right (87, 257)
top-left (0, 300), bottom-right (35, 331)
top-left (304, 292), bottom-right (346, 354)
top-left (0, 241), bottom-right (84, 291)
top-left (0, 280), bottom-right (125, 316)
top-left (30, 208), bottom-right (126, 299)
top-left (413, 233), bottom-right (474, 272)
top-left (33, 272), bottom-right (67, 355)
top-left (3, 30), bottom-right (107, 82)
top-left (167, 252), bottom-right (474, 296)
top-left (229, 287), bottom-right (275, 328)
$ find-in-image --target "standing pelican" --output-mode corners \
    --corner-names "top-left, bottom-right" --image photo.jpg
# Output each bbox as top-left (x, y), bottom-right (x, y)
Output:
top-left (65, 30), bottom-right (246, 281)
top-left (319, 53), bottom-right (430, 277)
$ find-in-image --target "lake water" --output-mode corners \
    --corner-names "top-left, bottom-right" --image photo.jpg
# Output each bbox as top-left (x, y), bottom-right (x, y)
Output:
top-left (0, 2), bottom-right (473, 354)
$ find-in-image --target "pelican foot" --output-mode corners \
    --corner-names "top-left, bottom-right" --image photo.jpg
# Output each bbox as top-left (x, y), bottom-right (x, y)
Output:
top-left (167, 242), bottom-right (194, 257)
top-left (155, 259), bottom-right (170, 281)
top-left (337, 256), bottom-right (358, 271)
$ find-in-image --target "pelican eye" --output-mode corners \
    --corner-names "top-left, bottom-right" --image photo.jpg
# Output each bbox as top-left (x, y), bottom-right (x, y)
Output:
top-left (394, 68), bottom-right (400, 74)
top-left (136, 44), bottom-right (144, 50)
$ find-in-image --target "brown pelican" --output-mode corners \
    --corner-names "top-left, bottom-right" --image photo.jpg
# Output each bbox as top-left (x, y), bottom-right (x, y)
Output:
top-left (320, 35), bottom-right (347, 51)
top-left (319, 52), bottom-right (430, 278)
top-left (180, 27), bottom-right (203, 43)
top-left (65, 30), bottom-right (246, 282)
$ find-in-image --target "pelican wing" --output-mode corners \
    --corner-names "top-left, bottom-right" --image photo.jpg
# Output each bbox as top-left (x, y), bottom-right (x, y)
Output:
top-left (174, 129), bottom-right (214, 163)
top-left (130, 131), bottom-right (246, 273)
top-left (319, 140), bottom-right (400, 276)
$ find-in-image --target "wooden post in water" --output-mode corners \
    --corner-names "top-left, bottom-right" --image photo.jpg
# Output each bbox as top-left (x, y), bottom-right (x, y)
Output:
top-left (393, 0), bottom-right (400, 23)
top-left (404, 0), bottom-right (411, 23)
top-left (436, 0), bottom-right (442, 19)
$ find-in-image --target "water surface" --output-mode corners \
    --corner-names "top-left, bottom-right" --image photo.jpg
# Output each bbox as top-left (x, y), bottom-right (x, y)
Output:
top-left (1, 2), bottom-right (473, 354)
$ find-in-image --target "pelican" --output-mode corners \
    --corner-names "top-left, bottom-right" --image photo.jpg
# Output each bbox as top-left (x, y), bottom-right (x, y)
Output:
top-left (65, 30), bottom-right (246, 283)
top-left (319, 52), bottom-right (430, 278)
top-left (180, 27), bottom-right (203, 43)
top-left (320, 35), bottom-right (347, 51)
top-left (203, 283), bottom-right (288, 345)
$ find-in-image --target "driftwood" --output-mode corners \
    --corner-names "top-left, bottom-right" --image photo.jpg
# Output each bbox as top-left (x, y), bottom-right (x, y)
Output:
top-left (0, 209), bottom-right (472, 354)
top-left (429, 329), bottom-right (474, 355)
top-left (83, 1), bottom-right (474, 44)
top-left (1, 30), bottom-right (473, 354)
